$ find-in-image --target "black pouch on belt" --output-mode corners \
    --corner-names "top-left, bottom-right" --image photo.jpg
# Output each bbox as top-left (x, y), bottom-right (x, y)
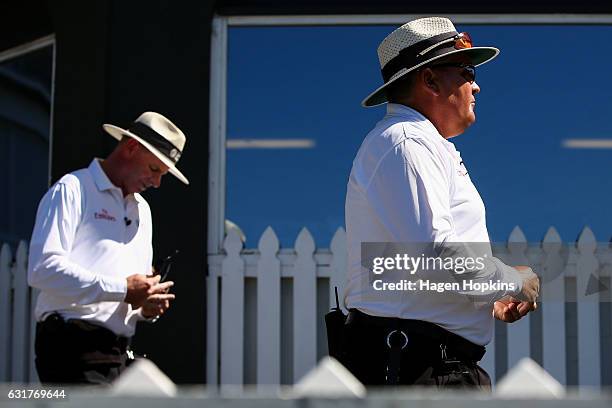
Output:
top-left (324, 287), bottom-right (347, 362)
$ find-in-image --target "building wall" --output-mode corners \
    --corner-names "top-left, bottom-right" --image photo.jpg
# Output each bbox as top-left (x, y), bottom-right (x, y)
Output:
top-left (102, 1), bottom-right (212, 385)
top-left (0, 0), bottom-right (212, 384)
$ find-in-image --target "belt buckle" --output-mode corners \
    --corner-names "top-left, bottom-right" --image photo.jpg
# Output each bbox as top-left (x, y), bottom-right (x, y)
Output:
top-left (386, 329), bottom-right (409, 350)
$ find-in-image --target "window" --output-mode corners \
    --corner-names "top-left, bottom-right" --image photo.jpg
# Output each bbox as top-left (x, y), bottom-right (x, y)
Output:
top-left (211, 16), bottom-right (612, 251)
top-left (0, 38), bottom-right (54, 247)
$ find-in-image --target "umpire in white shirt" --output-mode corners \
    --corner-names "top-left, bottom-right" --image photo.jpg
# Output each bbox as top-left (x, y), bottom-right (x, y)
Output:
top-left (342, 17), bottom-right (540, 388)
top-left (28, 112), bottom-right (188, 384)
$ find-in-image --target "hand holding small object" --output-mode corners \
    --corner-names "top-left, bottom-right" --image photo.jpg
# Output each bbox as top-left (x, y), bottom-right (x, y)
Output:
top-left (125, 274), bottom-right (163, 308)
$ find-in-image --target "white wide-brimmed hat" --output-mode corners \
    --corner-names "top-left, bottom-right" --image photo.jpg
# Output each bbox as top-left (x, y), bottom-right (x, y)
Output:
top-left (362, 16), bottom-right (500, 107)
top-left (103, 112), bottom-right (189, 185)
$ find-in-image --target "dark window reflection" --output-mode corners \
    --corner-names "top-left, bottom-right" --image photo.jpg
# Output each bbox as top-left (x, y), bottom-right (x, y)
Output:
top-left (0, 45), bottom-right (53, 247)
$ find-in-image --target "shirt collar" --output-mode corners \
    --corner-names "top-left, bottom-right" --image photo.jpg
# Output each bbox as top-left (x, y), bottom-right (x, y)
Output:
top-left (386, 103), bottom-right (456, 148)
top-left (89, 159), bottom-right (142, 203)
top-left (386, 103), bottom-right (439, 133)
top-left (89, 159), bottom-right (116, 191)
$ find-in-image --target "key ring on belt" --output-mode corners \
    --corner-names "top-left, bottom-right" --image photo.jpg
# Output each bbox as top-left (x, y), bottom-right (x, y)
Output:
top-left (386, 329), bottom-right (409, 350)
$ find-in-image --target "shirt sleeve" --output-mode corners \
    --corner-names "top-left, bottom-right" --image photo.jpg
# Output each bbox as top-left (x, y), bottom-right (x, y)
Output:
top-left (27, 180), bottom-right (127, 304)
top-left (365, 137), bottom-right (523, 302)
top-left (130, 308), bottom-right (156, 323)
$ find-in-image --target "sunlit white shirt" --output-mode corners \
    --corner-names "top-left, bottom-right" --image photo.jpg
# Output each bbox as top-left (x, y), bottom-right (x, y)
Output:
top-left (28, 159), bottom-right (152, 337)
top-left (344, 103), bottom-right (523, 345)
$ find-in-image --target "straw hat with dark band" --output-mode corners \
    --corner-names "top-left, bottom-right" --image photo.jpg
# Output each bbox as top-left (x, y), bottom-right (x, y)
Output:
top-left (103, 112), bottom-right (189, 185)
top-left (362, 17), bottom-right (499, 107)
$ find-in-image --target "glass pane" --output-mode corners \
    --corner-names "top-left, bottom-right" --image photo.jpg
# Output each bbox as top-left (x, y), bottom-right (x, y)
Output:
top-left (226, 25), bottom-right (612, 247)
top-left (0, 45), bottom-right (53, 246)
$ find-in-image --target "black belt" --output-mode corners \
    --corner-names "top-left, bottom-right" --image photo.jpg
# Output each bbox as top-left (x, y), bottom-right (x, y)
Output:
top-left (39, 313), bottom-right (130, 362)
top-left (65, 317), bottom-right (130, 351)
top-left (347, 309), bottom-right (486, 362)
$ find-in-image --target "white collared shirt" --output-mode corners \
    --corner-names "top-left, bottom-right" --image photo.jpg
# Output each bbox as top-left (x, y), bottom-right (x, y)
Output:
top-left (344, 103), bottom-right (523, 345)
top-left (28, 159), bottom-right (153, 336)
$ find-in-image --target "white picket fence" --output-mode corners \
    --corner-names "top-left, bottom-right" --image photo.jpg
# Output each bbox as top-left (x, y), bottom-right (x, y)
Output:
top-left (207, 225), bottom-right (612, 387)
top-left (0, 241), bottom-right (38, 383)
top-left (2, 227), bottom-right (610, 387)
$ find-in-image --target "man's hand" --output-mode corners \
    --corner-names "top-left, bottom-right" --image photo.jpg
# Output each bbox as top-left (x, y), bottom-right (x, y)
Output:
top-left (514, 265), bottom-right (540, 303)
top-left (493, 296), bottom-right (537, 323)
top-left (141, 292), bottom-right (176, 318)
top-left (125, 274), bottom-right (174, 308)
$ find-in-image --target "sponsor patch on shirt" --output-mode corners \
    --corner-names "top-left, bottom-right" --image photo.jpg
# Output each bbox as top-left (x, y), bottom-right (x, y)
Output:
top-left (94, 208), bottom-right (117, 222)
top-left (457, 160), bottom-right (468, 177)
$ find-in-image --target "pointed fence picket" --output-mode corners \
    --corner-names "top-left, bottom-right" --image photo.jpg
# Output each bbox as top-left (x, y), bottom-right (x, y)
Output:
top-left (0, 241), bottom-right (37, 383)
top-left (207, 225), bottom-right (612, 388)
top-left (576, 228), bottom-right (600, 388)
top-left (0, 244), bottom-right (12, 381)
top-left (293, 228), bottom-right (318, 383)
top-left (11, 242), bottom-right (30, 380)
top-left (541, 227), bottom-right (567, 385)
top-left (504, 227), bottom-right (532, 370)
top-left (29, 287), bottom-right (39, 382)
top-left (220, 229), bottom-right (245, 385)
top-left (256, 227), bottom-right (281, 385)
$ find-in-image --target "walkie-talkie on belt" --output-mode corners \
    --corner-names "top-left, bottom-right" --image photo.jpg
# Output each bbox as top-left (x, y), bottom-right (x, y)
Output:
top-left (325, 286), bottom-right (347, 361)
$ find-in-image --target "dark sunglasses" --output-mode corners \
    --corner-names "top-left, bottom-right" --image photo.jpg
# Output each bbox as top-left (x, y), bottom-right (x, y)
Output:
top-left (430, 63), bottom-right (476, 84)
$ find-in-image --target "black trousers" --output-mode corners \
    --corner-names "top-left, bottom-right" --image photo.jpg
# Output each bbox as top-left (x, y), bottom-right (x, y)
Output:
top-left (340, 310), bottom-right (491, 389)
top-left (35, 313), bottom-right (131, 385)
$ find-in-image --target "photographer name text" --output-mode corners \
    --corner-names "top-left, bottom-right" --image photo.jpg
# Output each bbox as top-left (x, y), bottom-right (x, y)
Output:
top-left (372, 279), bottom-right (517, 293)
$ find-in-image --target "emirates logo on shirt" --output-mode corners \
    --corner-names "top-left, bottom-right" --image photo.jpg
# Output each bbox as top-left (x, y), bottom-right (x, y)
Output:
top-left (94, 208), bottom-right (117, 222)
top-left (457, 161), bottom-right (468, 177)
